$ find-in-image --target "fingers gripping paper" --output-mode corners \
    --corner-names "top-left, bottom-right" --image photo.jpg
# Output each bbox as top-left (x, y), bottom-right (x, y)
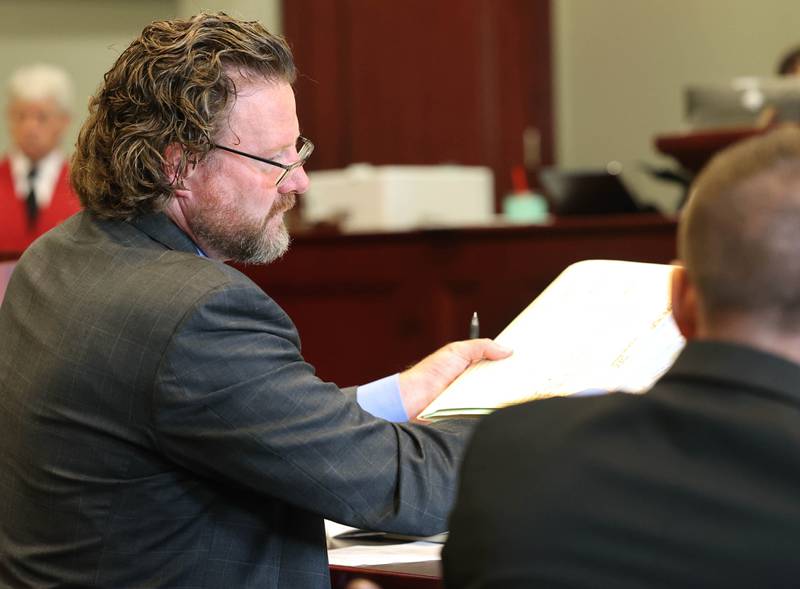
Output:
top-left (420, 260), bottom-right (685, 420)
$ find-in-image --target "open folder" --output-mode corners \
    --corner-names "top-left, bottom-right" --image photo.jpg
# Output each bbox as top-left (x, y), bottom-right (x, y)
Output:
top-left (419, 260), bottom-right (686, 421)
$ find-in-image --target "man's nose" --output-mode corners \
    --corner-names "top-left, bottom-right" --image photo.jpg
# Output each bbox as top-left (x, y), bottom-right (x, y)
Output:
top-left (280, 165), bottom-right (310, 195)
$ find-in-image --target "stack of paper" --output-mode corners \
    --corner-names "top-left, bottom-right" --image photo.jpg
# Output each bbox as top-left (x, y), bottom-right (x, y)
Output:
top-left (420, 260), bottom-right (685, 420)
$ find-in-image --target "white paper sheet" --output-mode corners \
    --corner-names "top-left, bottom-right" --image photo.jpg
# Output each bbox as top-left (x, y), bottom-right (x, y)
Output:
top-left (328, 541), bottom-right (442, 566)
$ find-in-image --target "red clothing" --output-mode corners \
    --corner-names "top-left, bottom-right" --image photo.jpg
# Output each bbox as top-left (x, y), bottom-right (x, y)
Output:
top-left (0, 156), bottom-right (81, 254)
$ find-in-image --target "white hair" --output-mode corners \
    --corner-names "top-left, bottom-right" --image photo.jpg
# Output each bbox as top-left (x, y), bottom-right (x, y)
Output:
top-left (7, 63), bottom-right (74, 113)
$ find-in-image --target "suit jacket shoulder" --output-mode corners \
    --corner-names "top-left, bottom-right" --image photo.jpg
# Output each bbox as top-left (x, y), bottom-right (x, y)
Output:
top-left (444, 342), bottom-right (800, 588)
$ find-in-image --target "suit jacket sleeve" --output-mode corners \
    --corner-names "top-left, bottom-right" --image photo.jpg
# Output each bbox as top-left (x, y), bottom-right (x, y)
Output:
top-left (151, 278), bottom-right (472, 535)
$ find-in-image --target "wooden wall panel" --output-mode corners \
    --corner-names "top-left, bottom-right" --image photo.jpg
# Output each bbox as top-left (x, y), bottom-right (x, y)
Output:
top-left (283, 0), bottom-right (553, 207)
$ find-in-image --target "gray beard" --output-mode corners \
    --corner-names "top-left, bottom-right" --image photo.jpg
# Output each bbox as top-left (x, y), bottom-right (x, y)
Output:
top-left (190, 195), bottom-right (293, 265)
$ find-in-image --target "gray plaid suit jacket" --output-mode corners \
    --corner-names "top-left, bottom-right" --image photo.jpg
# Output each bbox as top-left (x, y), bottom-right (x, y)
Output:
top-left (0, 211), bottom-right (472, 588)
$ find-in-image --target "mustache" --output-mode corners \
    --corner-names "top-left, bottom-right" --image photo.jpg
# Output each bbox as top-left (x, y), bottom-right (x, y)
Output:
top-left (270, 192), bottom-right (297, 215)
top-left (267, 193), bottom-right (297, 219)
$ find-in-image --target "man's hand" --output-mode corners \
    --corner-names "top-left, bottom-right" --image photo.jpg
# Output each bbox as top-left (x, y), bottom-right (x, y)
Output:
top-left (399, 339), bottom-right (512, 420)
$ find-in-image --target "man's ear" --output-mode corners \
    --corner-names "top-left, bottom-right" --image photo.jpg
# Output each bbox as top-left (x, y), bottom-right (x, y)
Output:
top-left (163, 144), bottom-right (192, 198)
top-left (670, 263), bottom-right (698, 340)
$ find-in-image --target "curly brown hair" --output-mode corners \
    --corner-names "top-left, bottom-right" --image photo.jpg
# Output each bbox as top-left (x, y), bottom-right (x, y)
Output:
top-left (71, 12), bottom-right (296, 220)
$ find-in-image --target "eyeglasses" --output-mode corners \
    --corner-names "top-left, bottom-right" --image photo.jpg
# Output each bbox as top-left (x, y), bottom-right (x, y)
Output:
top-left (212, 136), bottom-right (314, 187)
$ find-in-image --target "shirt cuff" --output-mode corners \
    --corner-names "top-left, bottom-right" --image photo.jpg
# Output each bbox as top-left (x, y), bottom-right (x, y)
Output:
top-left (356, 373), bottom-right (409, 422)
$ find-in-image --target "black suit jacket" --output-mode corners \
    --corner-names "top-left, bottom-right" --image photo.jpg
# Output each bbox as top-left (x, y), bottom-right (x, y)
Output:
top-left (444, 340), bottom-right (800, 588)
top-left (0, 211), bottom-right (472, 588)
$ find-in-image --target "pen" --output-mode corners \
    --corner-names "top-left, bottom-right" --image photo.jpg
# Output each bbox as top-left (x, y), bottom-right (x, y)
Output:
top-left (469, 311), bottom-right (480, 339)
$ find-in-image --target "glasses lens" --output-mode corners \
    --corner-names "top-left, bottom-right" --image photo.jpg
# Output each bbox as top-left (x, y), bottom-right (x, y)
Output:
top-left (275, 137), bottom-right (313, 187)
top-left (297, 137), bottom-right (314, 162)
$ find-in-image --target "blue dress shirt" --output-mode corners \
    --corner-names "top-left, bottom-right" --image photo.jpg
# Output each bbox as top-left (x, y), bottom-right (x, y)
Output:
top-left (356, 373), bottom-right (408, 422)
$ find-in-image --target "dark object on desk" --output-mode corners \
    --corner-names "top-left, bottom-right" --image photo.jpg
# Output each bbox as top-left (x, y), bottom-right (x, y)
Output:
top-left (538, 166), bottom-right (644, 215)
top-left (639, 162), bottom-right (694, 209)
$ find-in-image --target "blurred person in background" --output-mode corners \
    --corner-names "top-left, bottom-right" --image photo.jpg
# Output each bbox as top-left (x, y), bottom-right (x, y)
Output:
top-left (0, 63), bottom-right (80, 252)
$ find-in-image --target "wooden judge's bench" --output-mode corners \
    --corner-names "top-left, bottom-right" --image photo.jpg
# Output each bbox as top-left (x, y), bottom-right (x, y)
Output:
top-left (236, 214), bottom-right (677, 386)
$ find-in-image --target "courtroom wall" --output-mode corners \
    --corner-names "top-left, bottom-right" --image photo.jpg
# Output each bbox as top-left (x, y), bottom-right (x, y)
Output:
top-left (554, 0), bottom-right (800, 210)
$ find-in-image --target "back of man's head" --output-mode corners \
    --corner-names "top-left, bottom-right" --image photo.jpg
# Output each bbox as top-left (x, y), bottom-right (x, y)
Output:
top-left (71, 12), bottom-right (296, 221)
top-left (680, 126), bottom-right (800, 333)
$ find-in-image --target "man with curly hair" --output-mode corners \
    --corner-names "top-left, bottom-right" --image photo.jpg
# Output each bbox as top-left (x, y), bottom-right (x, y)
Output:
top-left (0, 13), bottom-right (509, 588)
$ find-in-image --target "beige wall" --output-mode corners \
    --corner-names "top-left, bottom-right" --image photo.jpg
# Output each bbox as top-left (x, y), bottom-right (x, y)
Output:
top-left (0, 0), bottom-right (282, 155)
top-left (554, 0), bottom-right (800, 209)
top-left (175, 0), bottom-right (280, 25)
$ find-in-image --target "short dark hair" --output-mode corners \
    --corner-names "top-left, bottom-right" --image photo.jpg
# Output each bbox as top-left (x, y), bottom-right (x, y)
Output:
top-left (680, 126), bottom-right (800, 330)
top-left (71, 12), bottom-right (296, 220)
